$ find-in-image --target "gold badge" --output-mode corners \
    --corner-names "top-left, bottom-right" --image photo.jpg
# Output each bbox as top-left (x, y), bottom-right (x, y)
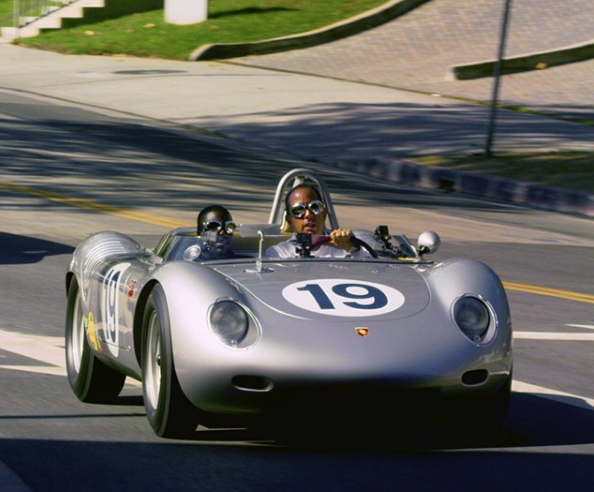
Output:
top-left (355, 327), bottom-right (370, 337)
top-left (88, 312), bottom-right (102, 352)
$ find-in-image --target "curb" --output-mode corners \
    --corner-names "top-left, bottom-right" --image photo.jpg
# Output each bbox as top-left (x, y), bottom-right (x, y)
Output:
top-left (189, 0), bottom-right (431, 61)
top-left (448, 39), bottom-right (594, 80)
top-left (334, 157), bottom-right (594, 218)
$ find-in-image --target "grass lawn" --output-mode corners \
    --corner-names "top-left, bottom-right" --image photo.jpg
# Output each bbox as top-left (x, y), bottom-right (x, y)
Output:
top-left (0, 0), bottom-right (14, 24)
top-left (0, 0), bottom-right (66, 25)
top-left (9, 0), bottom-right (388, 60)
top-left (411, 151), bottom-right (594, 194)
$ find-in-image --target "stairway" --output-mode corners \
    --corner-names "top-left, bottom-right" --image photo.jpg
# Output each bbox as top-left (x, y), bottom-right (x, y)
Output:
top-left (1, 0), bottom-right (104, 43)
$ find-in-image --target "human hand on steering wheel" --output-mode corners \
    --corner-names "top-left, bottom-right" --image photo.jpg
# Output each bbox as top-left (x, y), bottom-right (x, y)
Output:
top-left (311, 230), bottom-right (378, 258)
top-left (327, 228), bottom-right (355, 251)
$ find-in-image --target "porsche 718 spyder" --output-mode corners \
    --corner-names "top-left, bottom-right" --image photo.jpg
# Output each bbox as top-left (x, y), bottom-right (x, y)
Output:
top-left (65, 168), bottom-right (513, 438)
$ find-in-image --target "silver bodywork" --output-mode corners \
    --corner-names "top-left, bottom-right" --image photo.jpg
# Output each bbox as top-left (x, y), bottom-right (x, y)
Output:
top-left (66, 169), bottom-right (512, 423)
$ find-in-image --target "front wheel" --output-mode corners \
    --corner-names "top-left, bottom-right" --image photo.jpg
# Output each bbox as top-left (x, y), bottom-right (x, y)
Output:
top-left (65, 277), bottom-right (126, 403)
top-left (141, 284), bottom-right (201, 438)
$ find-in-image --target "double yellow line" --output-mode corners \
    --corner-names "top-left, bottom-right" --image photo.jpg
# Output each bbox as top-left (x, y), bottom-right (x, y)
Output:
top-left (2, 178), bottom-right (593, 305)
top-left (0, 180), bottom-right (190, 229)
top-left (503, 281), bottom-right (594, 305)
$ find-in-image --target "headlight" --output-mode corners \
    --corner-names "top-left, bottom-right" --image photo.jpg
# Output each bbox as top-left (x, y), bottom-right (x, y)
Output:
top-left (208, 300), bottom-right (249, 347)
top-left (453, 296), bottom-right (491, 343)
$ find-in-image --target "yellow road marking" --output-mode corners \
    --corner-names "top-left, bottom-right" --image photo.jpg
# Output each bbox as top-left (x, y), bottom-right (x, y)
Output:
top-left (2, 179), bottom-right (593, 305)
top-left (503, 281), bottom-right (594, 305)
top-left (0, 179), bottom-right (190, 229)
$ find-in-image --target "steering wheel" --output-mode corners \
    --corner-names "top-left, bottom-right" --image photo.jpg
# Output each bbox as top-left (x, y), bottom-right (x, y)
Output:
top-left (312, 235), bottom-right (378, 258)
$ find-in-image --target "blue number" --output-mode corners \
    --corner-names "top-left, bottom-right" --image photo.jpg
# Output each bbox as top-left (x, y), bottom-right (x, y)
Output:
top-left (332, 283), bottom-right (388, 310)
top-left (297, 284), bottom-right (334, 310)
top-left (298, 282), bottom-right (388, 310)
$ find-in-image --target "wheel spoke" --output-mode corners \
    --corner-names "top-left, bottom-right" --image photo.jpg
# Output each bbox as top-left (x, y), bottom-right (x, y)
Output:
top-left (145, 312), bottom-right (162, 410)
top-left (72, 293), bottom-right (84, 374)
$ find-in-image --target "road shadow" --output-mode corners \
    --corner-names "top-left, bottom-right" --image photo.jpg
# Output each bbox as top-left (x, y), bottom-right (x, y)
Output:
top-left (0, 95), bottom-right (534, 218)
top-left (2, 391), bottom-right (594, 491)
top-left (192, 100), bottom-right (594, 161)
top-left (211, 7), bottom-right (297, 20)
top-left (95, 389), bottom-right (594, 452)
top-left (0, 232), bottom-right (74, 265)
top-left (175, 391), bottom-right (594, 452)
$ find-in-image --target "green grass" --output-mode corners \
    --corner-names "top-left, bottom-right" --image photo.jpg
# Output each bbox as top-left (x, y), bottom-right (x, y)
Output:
top-left (10, 0), bottom-right (387, 60)
top-left (0, 0), bottom-right (66, 25)
top-left (411, 151), bottom-right (594, 193)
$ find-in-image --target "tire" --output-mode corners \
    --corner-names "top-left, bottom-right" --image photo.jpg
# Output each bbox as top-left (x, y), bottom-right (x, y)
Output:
top-left (141, 284), bottom-right (201, 438)
top-left (65, 277), bottom-right (126, 403)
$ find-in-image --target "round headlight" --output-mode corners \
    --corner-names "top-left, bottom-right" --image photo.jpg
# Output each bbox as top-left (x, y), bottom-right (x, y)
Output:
top-left (453, 297), bottom-right (490, 343)
top-left (209, 301), bottom-right (249, 347)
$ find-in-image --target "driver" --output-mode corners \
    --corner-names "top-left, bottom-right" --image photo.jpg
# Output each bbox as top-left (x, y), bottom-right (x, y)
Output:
top-left (265, 184), bottom-right (369, 258)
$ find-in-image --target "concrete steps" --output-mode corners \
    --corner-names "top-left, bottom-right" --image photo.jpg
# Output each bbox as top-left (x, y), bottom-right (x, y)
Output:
top-left (1, 0), bottom-right (104, 43)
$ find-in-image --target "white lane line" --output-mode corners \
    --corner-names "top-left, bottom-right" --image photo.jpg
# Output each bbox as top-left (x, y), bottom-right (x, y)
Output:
top-left (513, 380), bottom-right (594, 412)
top-left (566, 324), bottom-right (594, 330)
top-left (1, 328), bottom-right (593, 410)
top-left (0, 328), bottom-right (65, 368)
top-left (514, 331), bottom-right (594, 341)
top-left (0, 365), bottom-right (66, 376)
top-left (0, 328), bottom-right (140, 387)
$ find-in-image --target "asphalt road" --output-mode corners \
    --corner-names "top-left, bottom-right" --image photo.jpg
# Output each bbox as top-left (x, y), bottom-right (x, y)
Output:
top-left (1, 91), bottom-right (594, 491)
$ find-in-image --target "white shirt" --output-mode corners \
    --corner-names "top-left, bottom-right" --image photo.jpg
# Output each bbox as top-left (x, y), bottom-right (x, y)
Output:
top-left (265, 234), bottom-right (370, 259)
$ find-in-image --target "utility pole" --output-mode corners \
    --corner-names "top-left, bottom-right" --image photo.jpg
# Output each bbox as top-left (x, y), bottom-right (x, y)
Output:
top-left (165, 0), bottom-right (208, 25)
top-left (485, 0), bottom-right (513, 157)
top-left (13, 0), bottom-right (20, 28)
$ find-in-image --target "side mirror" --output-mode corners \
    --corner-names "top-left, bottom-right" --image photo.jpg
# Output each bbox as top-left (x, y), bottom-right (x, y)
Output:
top-left (417, 231), bottom-right (441, 256)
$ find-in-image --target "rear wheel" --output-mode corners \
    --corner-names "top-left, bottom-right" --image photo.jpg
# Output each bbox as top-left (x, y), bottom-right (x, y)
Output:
top-left (65, 277), bottom-right (126, 403)
top-left (141, 284), bottom-right (201, 438)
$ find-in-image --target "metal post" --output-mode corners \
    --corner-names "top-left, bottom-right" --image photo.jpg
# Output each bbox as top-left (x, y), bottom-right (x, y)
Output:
top-left (165, 0), bottom-right (208, 24)
top-left (13, 0), bottom-right (20, 28)
top-left (485, 0), bottom-right (513, 157)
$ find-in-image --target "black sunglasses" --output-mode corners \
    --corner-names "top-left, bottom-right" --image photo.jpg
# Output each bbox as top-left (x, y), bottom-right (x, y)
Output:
top-left (288, 200), bottom-right (326, 219)
top-left (202, 220), bottom-right (236, 234)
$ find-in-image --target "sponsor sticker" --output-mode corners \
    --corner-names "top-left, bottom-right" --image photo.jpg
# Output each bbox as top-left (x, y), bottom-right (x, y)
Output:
top-left (282, 278), bottom-right (405, 317)
top-left (127, 279), bottom-right (137, 299)
top-left (87, 312), bottom-right (101, 352)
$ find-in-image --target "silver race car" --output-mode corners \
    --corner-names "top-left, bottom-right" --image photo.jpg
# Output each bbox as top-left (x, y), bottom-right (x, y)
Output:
top-left (65, 168), bottom-right (513, 438)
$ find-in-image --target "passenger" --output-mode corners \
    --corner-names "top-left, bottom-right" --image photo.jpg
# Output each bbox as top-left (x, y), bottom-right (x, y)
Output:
top-left (265, 184), bottom-right (369, 259)
top-left (195, 205), bottom-right (237, 260)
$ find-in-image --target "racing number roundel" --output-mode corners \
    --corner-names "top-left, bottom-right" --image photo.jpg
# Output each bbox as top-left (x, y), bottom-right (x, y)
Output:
top-left (282, 279), bottom-right (405, 317)
top-left (101, 263), bottom-right (130, 357)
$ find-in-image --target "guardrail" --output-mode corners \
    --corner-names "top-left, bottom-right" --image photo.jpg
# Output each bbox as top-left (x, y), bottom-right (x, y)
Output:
top-left (0, 0), bottom-right (77, 28)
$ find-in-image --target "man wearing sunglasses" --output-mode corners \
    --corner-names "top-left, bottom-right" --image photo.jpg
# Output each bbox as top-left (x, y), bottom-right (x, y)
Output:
top-left (266, 184), bottom-right (368, 259)
top-left (196, 205), bottom-right (238, 260)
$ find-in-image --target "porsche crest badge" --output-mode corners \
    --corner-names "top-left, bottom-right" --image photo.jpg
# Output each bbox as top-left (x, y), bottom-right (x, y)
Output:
top-left (356, 327), bottom-right (370, 337)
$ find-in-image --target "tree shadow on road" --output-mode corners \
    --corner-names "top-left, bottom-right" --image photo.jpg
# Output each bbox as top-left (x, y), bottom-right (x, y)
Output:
top-left (0, 232), bottom-right (74, 265)
top-left (0, 103), bottom-right (528, 221)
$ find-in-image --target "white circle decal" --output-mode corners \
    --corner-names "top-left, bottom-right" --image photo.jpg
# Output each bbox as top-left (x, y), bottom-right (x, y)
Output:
top-left (282, 279), bottom-right (405, 317)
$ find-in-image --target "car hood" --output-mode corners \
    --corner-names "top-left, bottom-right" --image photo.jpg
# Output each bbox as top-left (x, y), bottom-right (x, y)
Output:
top-left (213, 260), bottom-right (431, 321)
